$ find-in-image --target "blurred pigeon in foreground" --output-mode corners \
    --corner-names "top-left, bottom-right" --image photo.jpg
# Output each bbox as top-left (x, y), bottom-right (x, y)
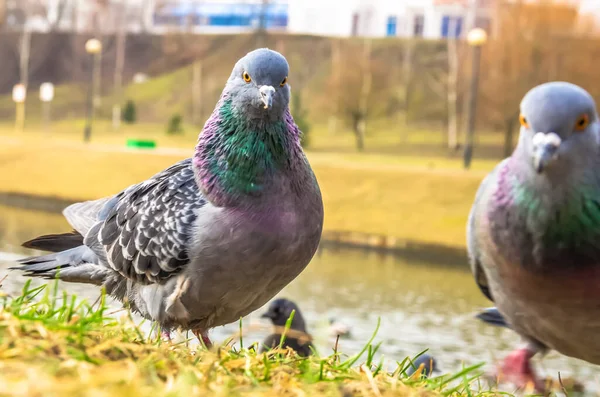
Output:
top-left (260, 298), bottom-right (314, 357)
top-left (468, 82), bottom-right (600, 391)
top-left (12, 49), bottom-right (324, 347)
top-left (405, 354), bottom-right (438, 378)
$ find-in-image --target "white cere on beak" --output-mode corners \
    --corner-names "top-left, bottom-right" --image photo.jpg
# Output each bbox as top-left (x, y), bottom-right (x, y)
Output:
top-left (532, 132), bottom-right (562, 173)
top-left (532, 132), bottom-right (562, 150)
top-left (259, 85), bottom-right (276, 109)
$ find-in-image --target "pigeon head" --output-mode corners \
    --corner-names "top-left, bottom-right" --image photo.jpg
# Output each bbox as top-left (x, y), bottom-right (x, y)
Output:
top-left (261, 298), bottom-right (307, 331)
top-left (226, 48), bottom-right (290, 121)
top-left (517, 82), bottom-right (599, 175)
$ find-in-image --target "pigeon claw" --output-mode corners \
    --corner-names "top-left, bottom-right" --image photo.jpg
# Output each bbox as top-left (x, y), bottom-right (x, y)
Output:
top-left (496, 348), bottom-right (546, 393)
top-left (193, 329), bottom-right (213, 349)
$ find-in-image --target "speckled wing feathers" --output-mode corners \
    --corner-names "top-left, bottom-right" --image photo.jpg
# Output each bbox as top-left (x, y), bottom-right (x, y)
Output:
top-left (98, 158), bottom-right (206, 284)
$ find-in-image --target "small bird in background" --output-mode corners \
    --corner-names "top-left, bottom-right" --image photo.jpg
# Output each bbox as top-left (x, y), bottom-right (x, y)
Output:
top-left (259, 298), bottom-right (314, 357)
top-left (328, 317), bottom-right (352, 338)
top-left (467, 81), bottom-right (600, 392)
top-left (12, 48), bottom-right (324, 348)
top-left (405, 354), bottom-right (439, 378)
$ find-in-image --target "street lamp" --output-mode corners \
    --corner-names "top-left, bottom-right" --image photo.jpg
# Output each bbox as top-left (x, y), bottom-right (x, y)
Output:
top-left (84, 38), bottom-right (102, 143)
top-left (40, 82), bottom-right (54, 134)
top-left (463, 28), bottom-right (488, 169)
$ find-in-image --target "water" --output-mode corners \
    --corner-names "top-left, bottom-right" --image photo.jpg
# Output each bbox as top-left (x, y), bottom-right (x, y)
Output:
top-left (0, 204), bottom-right (598, 393)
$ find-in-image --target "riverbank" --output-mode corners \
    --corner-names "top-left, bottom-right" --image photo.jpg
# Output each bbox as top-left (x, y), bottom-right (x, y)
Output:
top-left (0, 133), bottom-right (493, 251)
top-left (0, 281), bottom-right (487, 397)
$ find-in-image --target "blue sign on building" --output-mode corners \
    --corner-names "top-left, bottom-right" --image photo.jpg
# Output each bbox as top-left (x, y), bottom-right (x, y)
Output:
top-left (441, 15), bottom-right (463, 38)
top-left (154, 2), bottom-right (289, 29)
top-left (386, 16), bottom-right (397, 37)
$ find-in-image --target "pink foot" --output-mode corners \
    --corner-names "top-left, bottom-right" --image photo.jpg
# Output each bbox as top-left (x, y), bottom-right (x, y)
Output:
top-left (497, 348), bottom-right (545, 392)
top-left (193, 329), bottom-right (212, 349)
top-left (161, 330), bottom-right (172, 342)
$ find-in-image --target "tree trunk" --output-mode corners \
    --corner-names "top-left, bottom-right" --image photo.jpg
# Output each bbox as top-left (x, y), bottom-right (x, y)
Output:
top-left (403, 40), bottom-right (415, 125)
top-left (192, 59), bottom-right (203, 125)
top-left (328, 38), bottom-right (341, 135)
top-left (112, 2), bottom-right (127, 130)
top-left (503, 114), bottom-right (517, 158)
top-left (357, 38), bottom-right (372, 150)
top-left (19, 27), bottom-right (31, 126)
top-left (352, 115), bottom-right (365, 152)
top-left (446, 19), bottom-right (459, 150)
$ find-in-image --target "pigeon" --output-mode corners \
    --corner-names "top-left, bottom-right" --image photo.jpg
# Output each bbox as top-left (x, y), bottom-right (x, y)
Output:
top-left (259, 298), bottom-right (314, 356)
top-left (13, 48), bottom-right (324, 347)
top-left (467, 81), bottom-right (600, 391)
top-left (328, 317), bottom-right (351, 338)
top-left (405, 353), bottom-right (439, 378)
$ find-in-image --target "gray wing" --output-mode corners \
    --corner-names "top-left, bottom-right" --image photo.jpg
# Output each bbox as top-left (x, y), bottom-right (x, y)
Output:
top-left (95, 158), bottom-right (207, 284)
top-left (63, 196), bottom-right (119, 236)
top-left (467, 159), bottom-right (508, 302)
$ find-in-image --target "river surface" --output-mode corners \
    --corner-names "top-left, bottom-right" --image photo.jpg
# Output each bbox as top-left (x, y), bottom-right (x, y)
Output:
top-left (0, 204), bottom-right (598, 394)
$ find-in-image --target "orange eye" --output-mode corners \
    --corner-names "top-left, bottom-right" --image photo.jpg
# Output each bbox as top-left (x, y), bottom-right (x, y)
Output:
top-left (575, 114), bottom-right (590, 131)
top-left (280, 76), bottom-right (288, 87)
top-left (519, 114), bottom-right (529, 128)
top-left (242, 71), bottom-right (251, 83)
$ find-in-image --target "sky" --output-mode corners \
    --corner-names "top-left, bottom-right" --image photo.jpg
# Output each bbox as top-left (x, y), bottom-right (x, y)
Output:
top-left (580, 0), bottom-right (600, 13)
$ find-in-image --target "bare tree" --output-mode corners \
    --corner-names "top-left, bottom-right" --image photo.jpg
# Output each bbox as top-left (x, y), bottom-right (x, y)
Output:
top-left (328, 38), bottom-right (341, 135)
top-left (331, 39), bottom-right (395, 151)
top-left (446, 18), bottom-right (460, 150)
top-left (112, 0), bottom-right (128, 130)
top-left (479, 0), bottom-right (582, 157)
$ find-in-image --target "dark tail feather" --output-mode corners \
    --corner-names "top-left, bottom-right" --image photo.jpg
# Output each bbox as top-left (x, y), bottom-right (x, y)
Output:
top-left (12, 246), bottom-right (105, 285)
top-left (476, 307), bottom-right (510, 328)
top-left (22, 231), bottom-right (84, 253)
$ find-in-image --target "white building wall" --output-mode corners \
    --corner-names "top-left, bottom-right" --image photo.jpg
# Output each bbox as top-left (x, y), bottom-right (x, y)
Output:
top-left (287, 0), bottom-right (359, 37)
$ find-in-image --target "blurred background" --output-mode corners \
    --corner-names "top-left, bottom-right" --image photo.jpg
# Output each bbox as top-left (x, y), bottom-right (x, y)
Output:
top-left (1, 0), bottom-right (600, 392)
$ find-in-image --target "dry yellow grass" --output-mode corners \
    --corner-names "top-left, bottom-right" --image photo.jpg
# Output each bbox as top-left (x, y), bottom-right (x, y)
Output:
top-left (0, 282), bottom-right (491, 397)
top-left (0, 132), bottom-right (493, 248)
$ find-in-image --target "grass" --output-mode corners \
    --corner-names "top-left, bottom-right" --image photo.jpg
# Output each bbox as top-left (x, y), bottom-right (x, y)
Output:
top-left (0, 280), bottom-right (493, 397)
top-left (0, 122), bottom-right (501, 248)
top-left (0, 125), bottom-right (494, 248)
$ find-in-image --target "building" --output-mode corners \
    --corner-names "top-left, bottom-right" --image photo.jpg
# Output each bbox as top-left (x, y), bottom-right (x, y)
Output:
top-left (287, 0), bottom-right (495, 39)
top-left (1, 0), bottom-right (597, 38)
top-left (150, 0), bottom-right (494, 39)
top-left (151, 0), bottom-right (289, 34)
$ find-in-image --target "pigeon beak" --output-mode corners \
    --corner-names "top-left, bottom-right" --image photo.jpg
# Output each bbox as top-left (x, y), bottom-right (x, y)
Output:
top-left (532, 132), bottom-right (561, 174)
top-left (261, 310), bottom-right (276, 320)
top-left (259, 86), bottom-right (275, 109)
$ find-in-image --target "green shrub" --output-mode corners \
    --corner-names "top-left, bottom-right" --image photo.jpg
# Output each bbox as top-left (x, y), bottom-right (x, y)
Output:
top-left (167, 113), bottom-right (184, 135)
top-left (292, 91), bottom-right (311, 148)
top-left (122, 100), bottom-right (137, 124)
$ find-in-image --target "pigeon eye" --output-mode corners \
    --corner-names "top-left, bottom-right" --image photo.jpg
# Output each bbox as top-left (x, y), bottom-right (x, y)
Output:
top-left (519, 114), bottom-right (529, 129)
top-left (243, 71), bottom-right (252, 83)
top-left (575, 114), bottom-right (590, 132)
top-left (280, 76), bottom-right (288, 87)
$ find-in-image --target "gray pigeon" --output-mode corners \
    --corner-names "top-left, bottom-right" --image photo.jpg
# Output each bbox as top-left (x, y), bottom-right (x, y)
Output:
top-left (468, 81), bottom-right (600, 391)
top-left (259, 298), bottom-right (314, 356)
top-left (405, 354), bottom-right (439, 378)
top-left (13, 48), bottom-right (324, 347)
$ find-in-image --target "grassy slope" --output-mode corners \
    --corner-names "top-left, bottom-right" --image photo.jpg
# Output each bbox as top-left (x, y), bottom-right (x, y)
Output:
top-left (0, 282), bottom-right (488, 397)
top-left (0, 128), bottom-right (494, 248)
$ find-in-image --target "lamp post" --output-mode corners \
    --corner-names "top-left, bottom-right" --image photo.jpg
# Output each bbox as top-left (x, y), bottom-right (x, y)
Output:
top-left (12, 84), bottom-right (26, 133)
top-left (40, 82), bottom-right (54, 134)
top-left (84, 38), bottom-right (102, 143)
top-left (463, 28), bottom-right (488, 169)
